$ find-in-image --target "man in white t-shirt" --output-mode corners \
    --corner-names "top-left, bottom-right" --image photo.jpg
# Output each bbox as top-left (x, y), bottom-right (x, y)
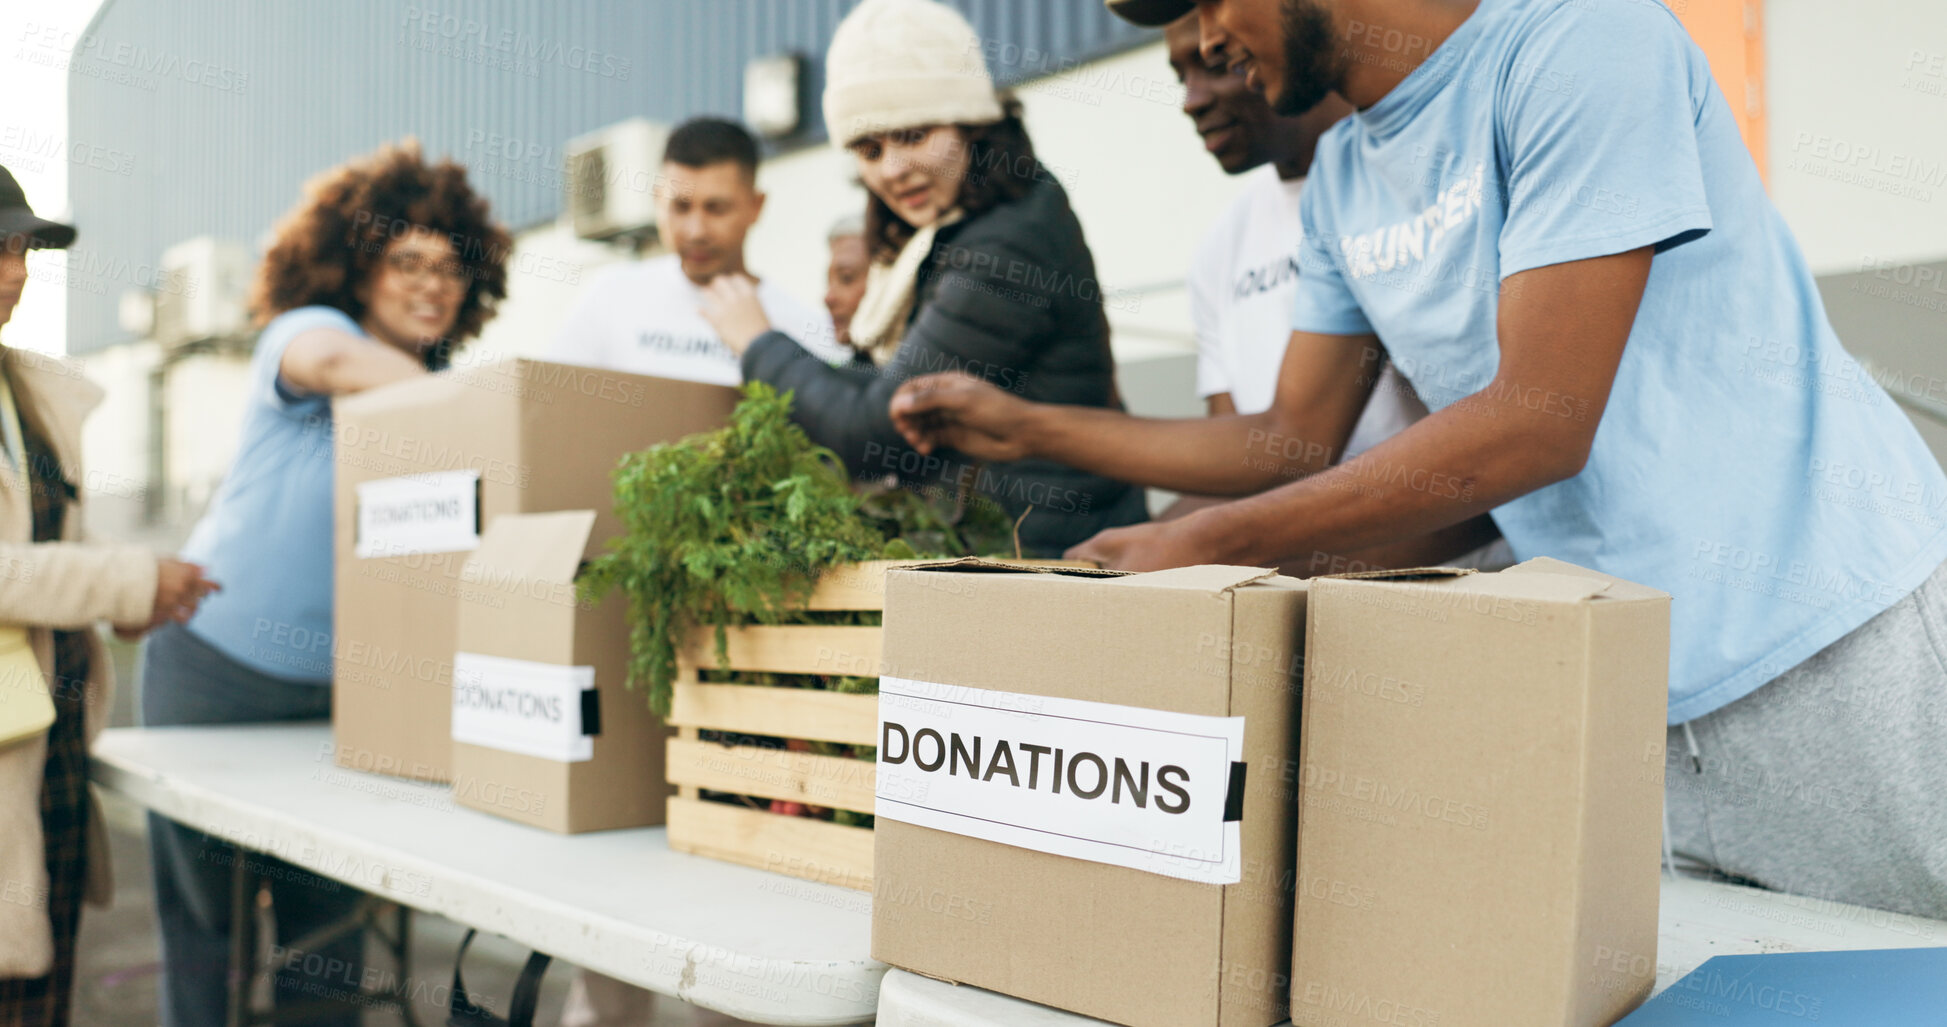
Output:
top-left (553, 117), bottom-right (844, 382)
top-left (555, 117), bottom-right (849, 1027)
top-left (1165, 15), bottom-right (1508, 570)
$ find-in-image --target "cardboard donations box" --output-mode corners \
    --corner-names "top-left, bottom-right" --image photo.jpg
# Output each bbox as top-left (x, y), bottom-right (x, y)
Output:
top-left (872, 561), bottom-right (1308, 1027)
top-left (1296, 559), bottom-right (1670, 1027)
top-left (449, 510), bottom-right (669, 832)
top-left (333, 357), bottom-right (736, 782)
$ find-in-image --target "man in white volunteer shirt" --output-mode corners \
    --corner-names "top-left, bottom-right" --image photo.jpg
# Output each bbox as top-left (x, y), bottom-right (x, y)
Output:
top-left (553, 117), bottom-right (843, 380)
top-left (555, 116), bottom-right (849, 1027)
top-left (1165, 14), bottom-right (1507, 569)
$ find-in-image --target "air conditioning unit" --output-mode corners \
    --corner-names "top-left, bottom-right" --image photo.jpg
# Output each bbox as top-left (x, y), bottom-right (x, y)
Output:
top-left (564, 118), bottom-right (669, 241)
top-left (152, 236), bottom-right (250, 347)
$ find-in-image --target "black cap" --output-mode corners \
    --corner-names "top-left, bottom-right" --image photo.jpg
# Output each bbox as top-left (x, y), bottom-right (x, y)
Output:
top-left (0, 164), bottom-right (77, 250)
top-left (1105, 0), bottom-right (1194, 28)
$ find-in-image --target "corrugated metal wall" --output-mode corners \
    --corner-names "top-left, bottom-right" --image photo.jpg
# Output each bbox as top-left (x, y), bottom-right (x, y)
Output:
top-left (64, 0), bottom-right (1150, 353)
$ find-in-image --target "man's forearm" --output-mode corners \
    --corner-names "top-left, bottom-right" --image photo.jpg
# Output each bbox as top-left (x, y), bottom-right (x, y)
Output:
top-left (1129, 251), bottom-right (1647, 570)
top-left (1181, 393), bottom-right (1583, 566)
top-left (1337, 513), bottom-right (1504, 571)
top-left (1023, 403), bottom-right (1343, 497)
top-left (1156, 492), bottom-right (1235, 522)
top-left (1272, 514), bottom-right (1504, 578)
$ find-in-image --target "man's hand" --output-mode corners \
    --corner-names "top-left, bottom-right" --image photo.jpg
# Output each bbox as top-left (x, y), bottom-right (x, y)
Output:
top-left (889, 373), bottom-right (1035, 461)
top-left (150, 558), bottom-right (219, 628)
top-left (1064, 516), bottom-right (1214, 571)
top-left (698, 274), bottom-right (772, 356)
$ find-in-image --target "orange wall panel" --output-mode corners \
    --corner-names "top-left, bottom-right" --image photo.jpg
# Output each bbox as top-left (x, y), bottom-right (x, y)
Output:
top-left (1670, 0), bottom-right (1768, 180)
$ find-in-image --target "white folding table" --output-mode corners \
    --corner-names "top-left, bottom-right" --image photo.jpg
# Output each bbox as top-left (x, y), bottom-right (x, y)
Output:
top-left (90, 724), bottom-right (882, 1026)
top-left (874, 870), bottom-right (1947, 1025)
top-left (99, 723), bottom-right (1947, 1027)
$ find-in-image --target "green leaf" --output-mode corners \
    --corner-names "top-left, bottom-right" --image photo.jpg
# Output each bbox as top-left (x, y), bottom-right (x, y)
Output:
top-left (580, 381), bottom-right (1026, 721)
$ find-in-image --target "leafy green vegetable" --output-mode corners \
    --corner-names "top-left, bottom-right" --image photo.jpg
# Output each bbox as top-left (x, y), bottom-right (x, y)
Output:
top-left (581, 382), bottom-right (1016, 717)
top-left (580, 383), bottom-right (889, 716)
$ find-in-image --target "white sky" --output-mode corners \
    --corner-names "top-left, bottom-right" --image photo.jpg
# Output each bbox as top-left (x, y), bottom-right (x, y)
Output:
top-left (1, 0), bottom-right (109, 356)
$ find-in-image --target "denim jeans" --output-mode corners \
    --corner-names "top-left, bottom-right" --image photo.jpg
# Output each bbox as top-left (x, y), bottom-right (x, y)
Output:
top-left (139, 622), bottom-right (365, 1027)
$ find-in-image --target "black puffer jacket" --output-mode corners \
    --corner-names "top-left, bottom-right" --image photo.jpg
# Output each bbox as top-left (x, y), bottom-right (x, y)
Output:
top-left (742, 176), bottom-right (1147, 556)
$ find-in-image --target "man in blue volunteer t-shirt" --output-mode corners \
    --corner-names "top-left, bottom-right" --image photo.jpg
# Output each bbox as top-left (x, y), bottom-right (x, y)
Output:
top-left (888, 0), bottom-right (1947, 918)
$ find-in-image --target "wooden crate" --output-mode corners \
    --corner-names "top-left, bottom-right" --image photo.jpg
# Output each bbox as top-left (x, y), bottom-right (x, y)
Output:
top-left (663, 560), bottom-right (902, 892)
top-left (663, 559), bottom-right (1089, 890)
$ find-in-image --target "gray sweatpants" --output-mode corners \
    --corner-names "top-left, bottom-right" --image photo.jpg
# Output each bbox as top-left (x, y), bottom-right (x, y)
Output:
top-left (1665, 558), bottom-right (1947, 919)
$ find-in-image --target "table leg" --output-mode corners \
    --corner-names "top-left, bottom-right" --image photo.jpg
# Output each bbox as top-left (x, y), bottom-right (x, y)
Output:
top-left (222, 858), bottom-right (419, 1027)
top-left (275, 898), bottom-right (418, 1024)
top-left (225, 855), bottom-right (262, 1027)
top-left (380, 902), bottom-right (417, 1027)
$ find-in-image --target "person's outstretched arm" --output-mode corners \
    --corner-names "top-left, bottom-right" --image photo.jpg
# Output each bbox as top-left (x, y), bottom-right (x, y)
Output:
top-left (889, 327), bottom-right (1388, 497)
top-left (0, 543), bottom-right (206, 633)
top-left (705, 229), bottom-right (1061, 476)
top-left (1067, 246), bottom-right (1652, 570)
top-left (280, 327), bottom-right (426, 396)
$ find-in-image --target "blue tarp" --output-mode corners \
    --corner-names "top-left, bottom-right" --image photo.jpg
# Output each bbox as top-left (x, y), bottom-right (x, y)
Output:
top-left (1619, 947), bottom-right (1947, 1024)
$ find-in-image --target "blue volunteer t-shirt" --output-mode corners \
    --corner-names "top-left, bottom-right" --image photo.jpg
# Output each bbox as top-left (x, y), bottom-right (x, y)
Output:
top-left (1292, 0), bottom-right (1947, 722)
top-left (179, 305), bottom-right (358, 682)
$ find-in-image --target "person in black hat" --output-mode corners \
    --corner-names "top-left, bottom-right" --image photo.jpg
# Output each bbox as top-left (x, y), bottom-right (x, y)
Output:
top-left (0, 169), bottom-right (75, 250)
top-left (0, 164), bottom-right (217, 1027)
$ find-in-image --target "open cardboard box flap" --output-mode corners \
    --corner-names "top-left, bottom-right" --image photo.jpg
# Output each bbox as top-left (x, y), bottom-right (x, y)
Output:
top-left (898, 558), bottom-right (1286, 595)
top-left (1322, 565), bottom-right (1478, 582)
top-left (462, 509), bottom-right (594, 588)
top-left (1320, 559), bottom-right (1669, 604)
top-left (1106, 565), bottom-right (1280, 593)
top-left (898, 555), bottom-right (1124, 578)
top-left (1507, 555), bottom-right (1671, 601)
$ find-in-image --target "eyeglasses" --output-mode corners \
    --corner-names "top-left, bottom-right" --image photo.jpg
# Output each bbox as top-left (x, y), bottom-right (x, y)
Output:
top-left (383, 250), bottom-right (469, 285)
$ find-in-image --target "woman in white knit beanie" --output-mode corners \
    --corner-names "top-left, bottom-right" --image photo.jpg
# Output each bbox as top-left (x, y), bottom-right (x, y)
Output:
top-left (702, 0), bottom-right (1150, 555)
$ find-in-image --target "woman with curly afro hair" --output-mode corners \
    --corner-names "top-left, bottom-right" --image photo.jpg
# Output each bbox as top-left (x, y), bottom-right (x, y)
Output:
top-left (138, 140), bottom-right (509, 1027)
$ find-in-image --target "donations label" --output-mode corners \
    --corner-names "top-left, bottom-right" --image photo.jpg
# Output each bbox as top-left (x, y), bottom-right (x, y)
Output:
top-left (875, 676), bottom-right (1246, 884)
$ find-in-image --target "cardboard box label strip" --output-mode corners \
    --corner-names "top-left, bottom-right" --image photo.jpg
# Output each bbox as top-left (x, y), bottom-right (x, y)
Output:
top-left (354, 468), bottom-right (482, 558)
top-left (452, 652), bottom-right (600, 763)
top-left (875, 675), bottom-right (1247, 885)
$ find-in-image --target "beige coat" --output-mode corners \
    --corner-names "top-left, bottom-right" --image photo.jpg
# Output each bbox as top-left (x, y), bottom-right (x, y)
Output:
top-left (0, 345), bottom-right (156, 979)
